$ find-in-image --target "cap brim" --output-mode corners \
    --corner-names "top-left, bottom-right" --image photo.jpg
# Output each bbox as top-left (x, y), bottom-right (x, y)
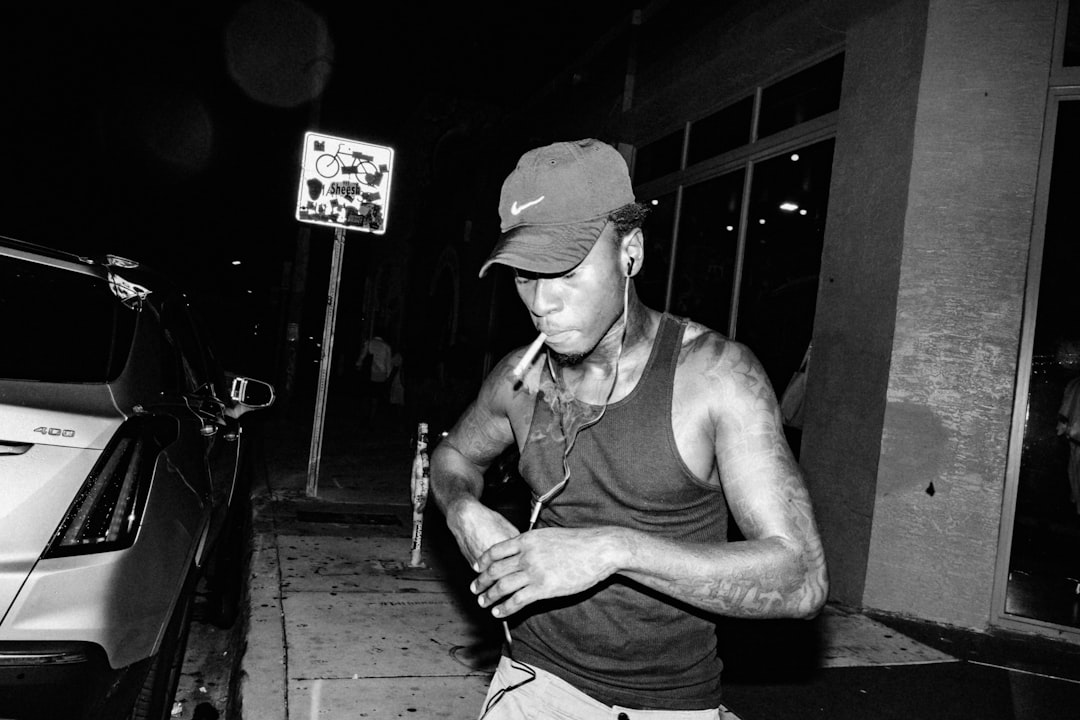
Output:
top-left (478, 217), bottom-right (608, 278)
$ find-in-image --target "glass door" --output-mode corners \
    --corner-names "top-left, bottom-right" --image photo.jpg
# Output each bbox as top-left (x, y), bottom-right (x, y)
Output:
top-left (996, 95), bottom-right (1080, 636)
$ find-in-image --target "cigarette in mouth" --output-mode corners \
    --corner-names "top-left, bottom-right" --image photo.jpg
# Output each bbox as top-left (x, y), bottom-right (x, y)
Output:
top-left (511, 332), bottom-right (547, 383)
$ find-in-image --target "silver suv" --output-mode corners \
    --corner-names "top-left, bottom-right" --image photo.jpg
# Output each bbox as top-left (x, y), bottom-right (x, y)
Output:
top-left (0, 236), bottom-right (274, 719)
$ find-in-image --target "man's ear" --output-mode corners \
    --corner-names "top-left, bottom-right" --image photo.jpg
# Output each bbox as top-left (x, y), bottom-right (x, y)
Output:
top-left (621, 229), bottom-right (644, 277)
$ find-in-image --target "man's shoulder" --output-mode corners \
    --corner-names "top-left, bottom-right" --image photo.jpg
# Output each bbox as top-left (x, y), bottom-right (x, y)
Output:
top-left (480, 344), bottom-right (540, 400)
top-left (670, 315), bottom-right (764, 390)
top-left (671, 315), bottom-right (734, 362)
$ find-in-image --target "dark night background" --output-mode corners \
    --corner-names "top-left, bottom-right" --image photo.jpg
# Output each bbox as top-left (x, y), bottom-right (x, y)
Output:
top-left (0, 1), bottom-right (635, 413)
top-left (3, 0), bottom-right (1080, 660)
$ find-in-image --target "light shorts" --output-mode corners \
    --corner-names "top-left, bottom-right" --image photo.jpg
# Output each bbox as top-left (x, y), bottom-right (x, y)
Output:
top-left (477, 656), bottom-right (722, 720)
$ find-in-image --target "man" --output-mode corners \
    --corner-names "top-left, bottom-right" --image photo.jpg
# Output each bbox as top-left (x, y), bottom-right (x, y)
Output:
top-left (356, 327), bottom-right (392, 424)
top-left (431, 138), bottom-right (828, 718)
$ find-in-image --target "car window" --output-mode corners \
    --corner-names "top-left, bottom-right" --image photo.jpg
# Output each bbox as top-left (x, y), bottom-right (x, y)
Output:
top-left (0, 255), bottom-right (136, 382)
top-left (154, 294), bottom-right (213, 395)
top-left (187, 303), bottom-right (231, 402)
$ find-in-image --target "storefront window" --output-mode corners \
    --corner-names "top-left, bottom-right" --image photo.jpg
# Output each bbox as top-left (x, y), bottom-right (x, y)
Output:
top-left (669, 171), bottom-right (744, 335)
top-left (736, 138), bottom-right (834, 390)
top-left (758, 53), bottom-right (844, 140)
top-left (1006, 100), bottom-right (1080, 629)
top-left (687, 96), bottom-right (753, 166)
top-left (1065, 0), bottom-right (1080, 66)
top-left (634, 128), bottom-right (683, 184)
top-left (633, 55), bottom-right (841, 390)
top-left (637, 191), bottom-right (677, 312)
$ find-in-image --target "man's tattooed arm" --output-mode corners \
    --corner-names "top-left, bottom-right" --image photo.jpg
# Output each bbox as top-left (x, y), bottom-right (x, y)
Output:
top-left (616, 332), bottom-right (829, 619)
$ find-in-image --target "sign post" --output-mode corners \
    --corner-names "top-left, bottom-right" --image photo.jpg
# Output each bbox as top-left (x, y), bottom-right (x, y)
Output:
top-left (295, 131), bottom-right (394, 497)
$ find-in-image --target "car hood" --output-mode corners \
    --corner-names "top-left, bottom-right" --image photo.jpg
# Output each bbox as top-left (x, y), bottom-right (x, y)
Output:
top-left (0, 381), bottom-right (124, 624)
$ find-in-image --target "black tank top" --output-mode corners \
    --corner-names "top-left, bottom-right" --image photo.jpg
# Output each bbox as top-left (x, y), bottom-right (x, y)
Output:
top-left (513, 313), bottom-right (728, 710)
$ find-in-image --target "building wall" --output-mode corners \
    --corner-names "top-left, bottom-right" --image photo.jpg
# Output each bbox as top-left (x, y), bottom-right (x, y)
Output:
top-left (801, 0), bottom-right (929, 609)
top-left (862, 0), bottom-right (1055, 629)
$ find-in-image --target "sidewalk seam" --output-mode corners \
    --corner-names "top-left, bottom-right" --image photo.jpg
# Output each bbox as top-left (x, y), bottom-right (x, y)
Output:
top-left (270, 501), bottom-right (290, 720)
top-left (237, 488), bottom-right (290, 720)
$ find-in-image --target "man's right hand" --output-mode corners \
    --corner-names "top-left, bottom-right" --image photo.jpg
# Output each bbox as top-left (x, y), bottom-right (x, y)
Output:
top-left (445, 496), bottom-right (522, 572)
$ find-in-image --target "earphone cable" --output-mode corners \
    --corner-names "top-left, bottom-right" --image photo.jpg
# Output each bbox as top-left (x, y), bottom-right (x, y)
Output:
top-left (528, 270), bottom-right (631, 530)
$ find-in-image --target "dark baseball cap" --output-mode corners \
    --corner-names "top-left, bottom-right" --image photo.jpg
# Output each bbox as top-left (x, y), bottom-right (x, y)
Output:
top-left (479, 138), bottom-right (635, 277)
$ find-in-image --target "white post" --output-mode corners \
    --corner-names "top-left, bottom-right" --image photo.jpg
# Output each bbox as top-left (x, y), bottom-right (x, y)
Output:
top-left (409, 422), bottom-right (430, 567)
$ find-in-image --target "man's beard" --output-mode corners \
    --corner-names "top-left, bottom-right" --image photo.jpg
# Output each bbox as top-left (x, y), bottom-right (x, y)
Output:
top-left (550, 350), bottom-right (588, 366)
top-left (548, 308), bottom-right (626, 368)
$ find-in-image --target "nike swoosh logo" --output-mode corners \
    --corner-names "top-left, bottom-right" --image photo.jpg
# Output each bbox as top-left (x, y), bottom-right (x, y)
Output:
top-left (510, 196), bottom-right (545, 215)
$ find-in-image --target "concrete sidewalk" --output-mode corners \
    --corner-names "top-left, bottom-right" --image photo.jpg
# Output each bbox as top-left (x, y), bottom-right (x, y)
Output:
top-left (237, 416), bottom-right (503, 719)
top-left (235, 415), bottom-right (1080, 720)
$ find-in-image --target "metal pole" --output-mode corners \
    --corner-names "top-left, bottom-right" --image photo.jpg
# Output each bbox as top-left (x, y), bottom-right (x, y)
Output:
top-left (306, 227), bottom-right (347, 497)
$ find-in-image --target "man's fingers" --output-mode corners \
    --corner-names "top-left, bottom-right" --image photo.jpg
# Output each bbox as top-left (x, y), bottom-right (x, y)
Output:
top-left (471, 553), bottom-right (513, 595)
top-left (476, 571), bottom-right (531, 617)
top-left (459, 514), bottom-right (522, 575)
top-left (475, 535), bottom-right (521, 573)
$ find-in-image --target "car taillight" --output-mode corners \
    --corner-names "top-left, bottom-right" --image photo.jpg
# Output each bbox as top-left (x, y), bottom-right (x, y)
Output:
top-left (43, 415), bottom-right (177, 558)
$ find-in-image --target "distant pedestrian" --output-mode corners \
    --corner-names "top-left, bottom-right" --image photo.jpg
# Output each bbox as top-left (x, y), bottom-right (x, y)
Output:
top-left (388, 350), bottom-right (406, 431)
top-left (356, 327), bottom-right (392, 425)
top-left (1056, 338), bottom-right (1080, 516)
top-left (1058, 375), bottom-right (1080, 515)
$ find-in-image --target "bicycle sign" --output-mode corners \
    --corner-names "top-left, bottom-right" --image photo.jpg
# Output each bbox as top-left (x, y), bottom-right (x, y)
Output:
top-left (296, 131), bottom-right (394, 234)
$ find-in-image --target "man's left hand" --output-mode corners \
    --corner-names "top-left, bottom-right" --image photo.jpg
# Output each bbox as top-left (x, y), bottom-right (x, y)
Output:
top-left (470, 527), bottom-right (621, 617)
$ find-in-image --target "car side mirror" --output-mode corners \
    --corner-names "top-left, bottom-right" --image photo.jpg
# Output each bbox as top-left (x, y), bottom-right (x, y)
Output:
top-left (229, 376), bottom-right (275, 409)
